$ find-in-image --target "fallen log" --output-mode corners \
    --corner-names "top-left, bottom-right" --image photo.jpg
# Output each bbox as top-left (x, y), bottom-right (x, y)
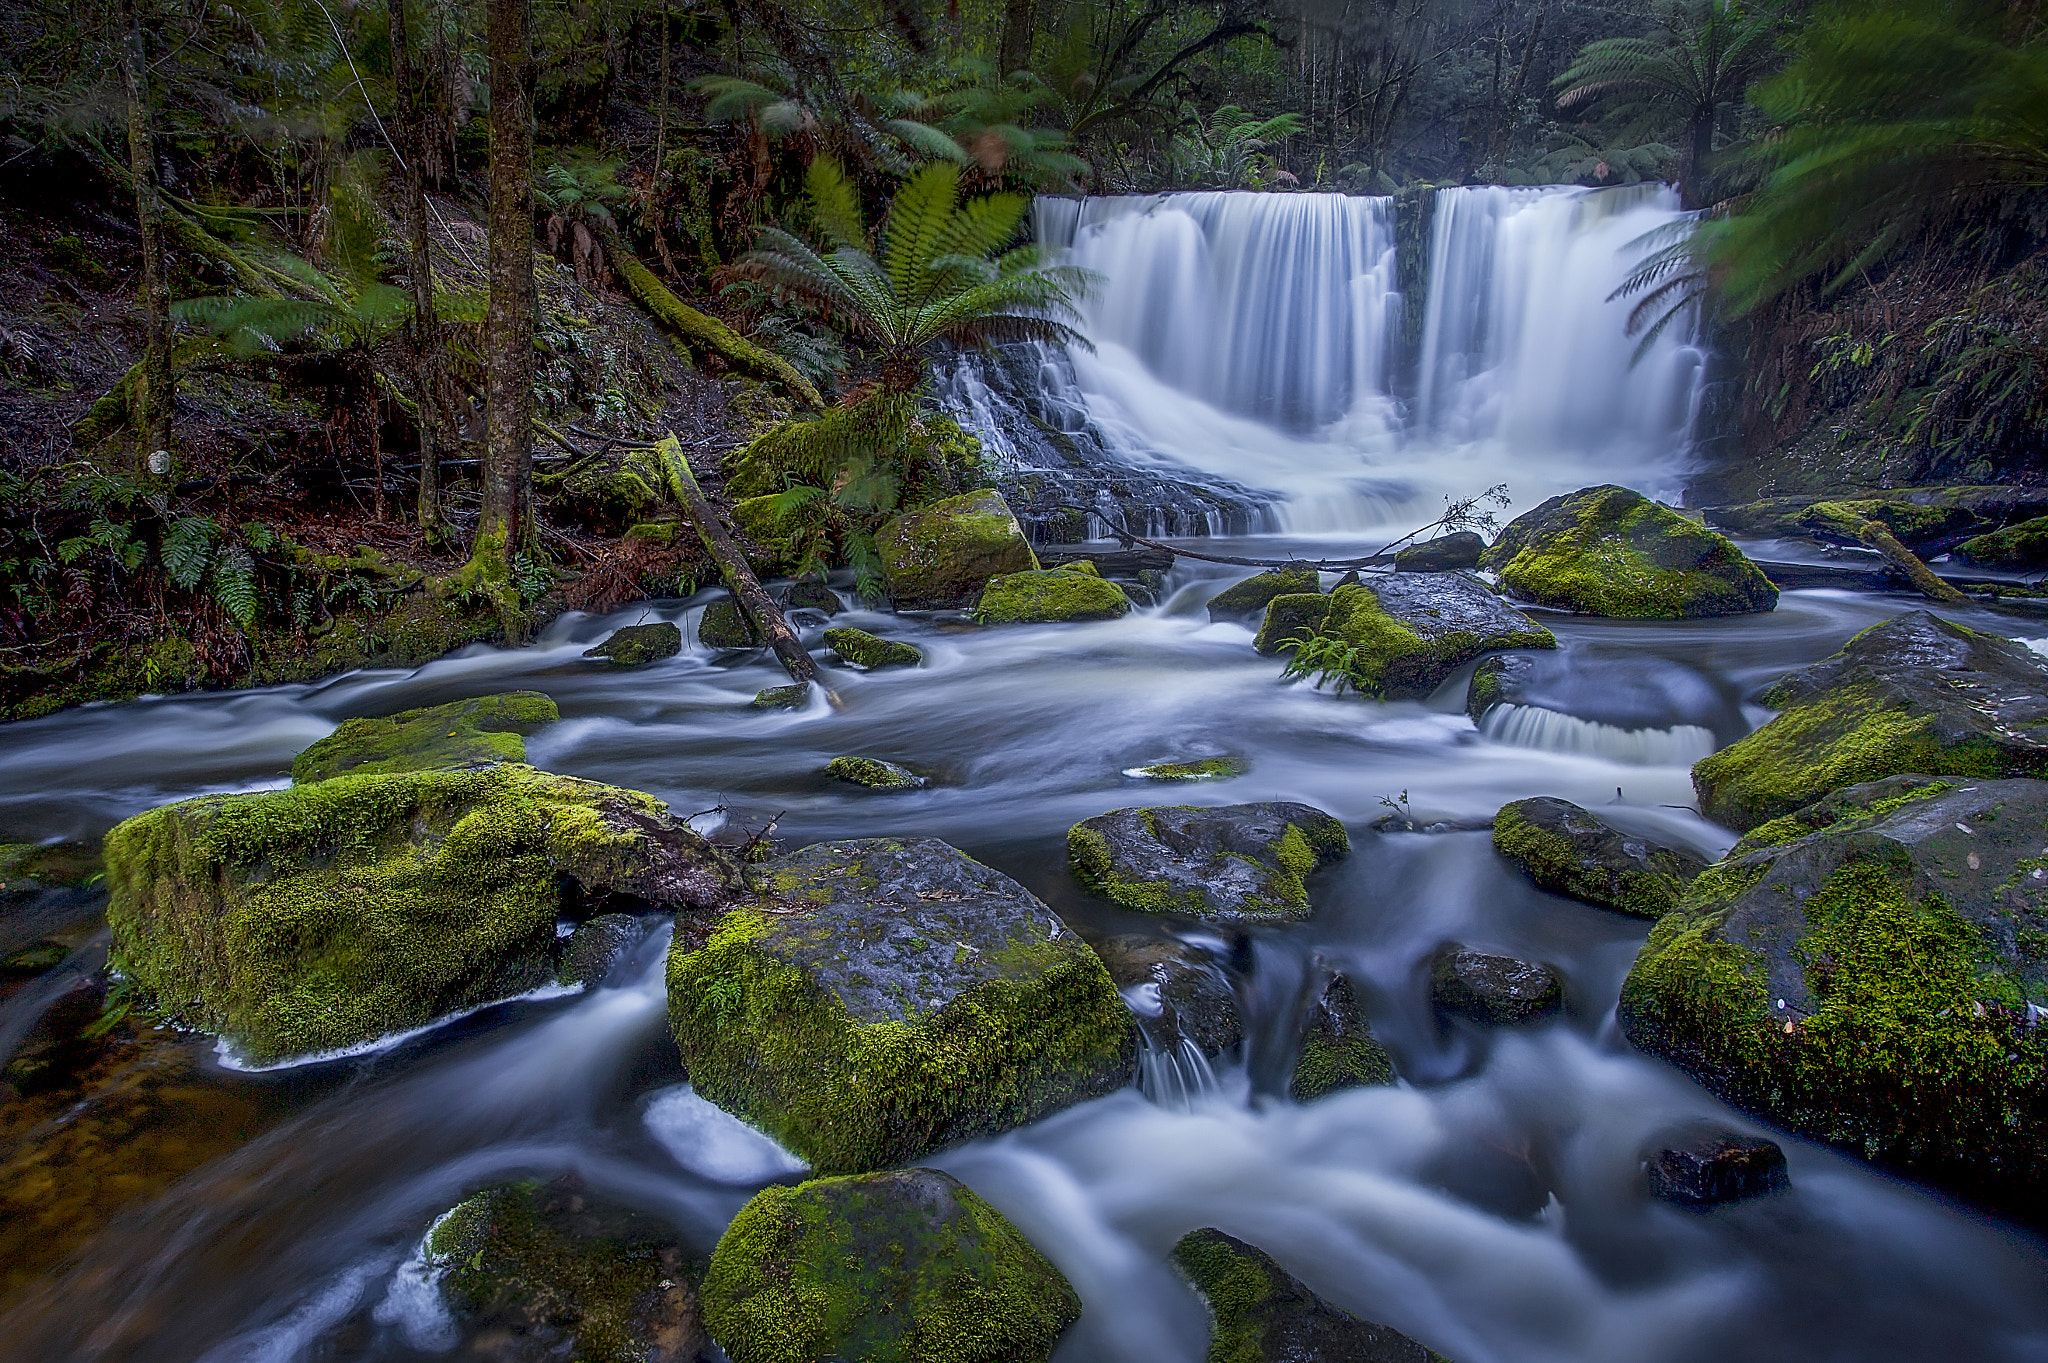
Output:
top-left (1858, 519), bottom-right (1970, 605)
top-left (608, 239), bottom-right (823, 410)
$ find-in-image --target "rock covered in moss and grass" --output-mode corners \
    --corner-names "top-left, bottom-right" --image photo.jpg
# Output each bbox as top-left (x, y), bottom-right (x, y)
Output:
top-left (583, 622), bottom-right (683, 666)
top-left (1171, 1228), bottom-right (1436, 1363)
top-left (702, 1167), bottom-right (1079, 1363)
top-left (1703, 486), bottom-right (2048, 548)
top-left (782, 580), bottom-right (842, 616)
top-left (1393, 531), bottom-right (1485, 573)
top-left (825, 756), bottom-right (924, 790)
top-left (876, 490), bottom-right (1039, 609)
top-left (1464, 652), bottom-right (1537, 721)
top-left (1955, 516), bottom-right (2048, 570)
top-left (822, 627), bottom-right (922, 669)
top-left (1206, 567), bottom-right (1319, 622)
top-left (1291, 971), bottom-right (1395, 1101)
top-left (750, 683), bottom-right (810, 710)
top-left (104, 765), bottom-right (746, 1064)
top-left (1691, 611), bottom-right (2048, 831)
top-left (1619, 776), bottom-right (2048, 1216)
top-left (1641, 1122), bottom-right (1788, 1208)
top-left (1092, 932), bottom-right (1241, 1061)
top-left (290, 692), bottom-right (559, 784)
top-left (427, 1177), bottom-right (708, 1363)
top-left (1481, 485), bottom-right (1778, 618)
top-left (1068, 802), bottom-right (1349, 923)
top-left (1124, 757), bottom-right (1248, 781)
top-left (974, 566), bottom-right (1132, 624)
top-left (1253, 592), bottom-right (1333, 656)
top-left (1430, 947), bottom-right (1563, 1026)
top-left (1278, 574), bottom-right (1555, 700)
top-left (699, 597), bottom-right (759, 649)
top-left (667, 837), bottom-right (1134, 1174)
top-left (1492, 797), bottom-right (1706, 918)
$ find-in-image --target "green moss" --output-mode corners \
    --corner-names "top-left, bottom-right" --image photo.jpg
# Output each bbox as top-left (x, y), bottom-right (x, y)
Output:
top-left (613, 245), bottom-right (822, 407)
top-left (752, 683), bottom-right (812, 710)
top-left (1491, 801), bottom-right (1691, 918)
top-left (1289, 1032), bottom-right (1394, 1102)
top-left (1956, 516), bottom-right (2048, 570)
top-left (1295, 582), bottom-right (1554, 699)
top-left (701, 597), bottom-right (760, 649)
top-left (1799, 498), bottom-right (1970, 546)
top-left (1173, 1230), bottom-right (1281, 1363)
top-left (1206, 567), bottom-right (1319, 621)
top-left (823, 627), bottom-right (923, 669)
top-left (973, 569), bottom-right (1131, 625)
top-left (1736, 780), bottom-right (1956, 854)
top-left (1066, 807), bottom-right (1348, 920)
top-left (583, 622), bottom-right (683, 666)
top-left (825, 756), bottom-right (923, 790)
top-left (1126, 758), bottom-right (1249, 781)
top-left (290, 692), bottom-right (558, 784)
top-left (1251, 593), bottom-right (1331, 656)
top-left (876, 490), bottom-right (1039, 609)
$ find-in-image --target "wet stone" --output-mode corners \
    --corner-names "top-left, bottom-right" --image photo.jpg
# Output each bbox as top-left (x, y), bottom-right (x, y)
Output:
top-left (1068, 802), bottom-right (1350, 923)
top-left (1393, 530), bottom-right (1485, 572)
top-left (782, 580), bottom-right (842, 615)
top-left (1206, 566), bottom-right (1320, 622)
top-left (582, 622), bottom-right (683, 666)
top-left (1171, 1228), bottom-right (1435, 1363)
top-left (1123, 757), bottom-right (1248, 782)
top-left (1430, 947), bottom-right (1564, 1026)
top-left (824, 756), bottom-right (924, 790)
top-left (699, 597), bottom-right (759, 650)
top-left (1092, 932), bottom-right (1242, 1060)
top-left (559, 913), bottom-right (643, 987)
top-left (1291, 969), bottom-right (1395, 1101)
top-left (1492, 796), bottom-right (1707, 919)
top-left (822, 626), bottom-right (923, 669)
top-left (290, 691), bottom-right (559, 784)
top-left (750, 683), bottom-right (810, 710)
top-left (1642, 1122), bottom-right (1790, 1208)
top-left (1284, 573), bottom-right (1556, 700)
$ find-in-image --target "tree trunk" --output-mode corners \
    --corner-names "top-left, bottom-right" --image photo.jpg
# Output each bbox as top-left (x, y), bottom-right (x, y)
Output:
top-left (479, 0), bottom-right (535, 565)
top-left (387, 0), bottom-right (450, 539)
top-left (998, 0), bottom-right (1034, 76)
top-left (1859, 521), bottom-right (1970, 605)
top-left (1686, 109), bottom-right (1715, 207)
top-left (118, 0), bottom-right (172, 472)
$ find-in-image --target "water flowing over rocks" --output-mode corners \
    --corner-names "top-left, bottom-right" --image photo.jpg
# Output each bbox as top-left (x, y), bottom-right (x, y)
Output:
top-left (582, 622), bottom-right (683, 667)
top-left (1291, 969), bottom-right (1396, 1101)
top-left (1276, 573), bottom-right (1556, 700)
top-left (1693, 611), bottom-right (2048, 831)
top-left (1170, 1228), bottom-right (1436, 1363)
top-left (1067, 802), bottom-right (1350, 922)
top-left (1091, 932), bottom-right (1242, 1062)
top-left (1430, 947), bottom-right (1565, 1026)
top-left (1641, 1122), bottom-right (1790, 1208)
top-left (1492, 797), bottom-right (1707, 918)
top-left (973, 565), bottom-right (1133, 624)
top-left (702, 1167), bottom-right (1080, 1363)
top-left (1205, 566), bottom-right (1320, 622)
top-left (289, 691), bottom-right (559, 784)
top-left (876, 489), bottom-right (1039, 609)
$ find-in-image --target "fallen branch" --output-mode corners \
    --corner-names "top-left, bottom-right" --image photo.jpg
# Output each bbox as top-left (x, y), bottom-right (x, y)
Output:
top-left (608, 236), bottom-right (823, 409)
top-left (1858, 520), bottom-right (1970, 605)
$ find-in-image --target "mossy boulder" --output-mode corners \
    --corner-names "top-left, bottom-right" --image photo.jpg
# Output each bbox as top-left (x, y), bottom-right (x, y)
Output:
top-left (702, 1167), bottom-right (1080, 1363)
top-left (1253, 593), bottom-right (1332, 657)
top-left (1206, 567), bottom-right (1319, 622)
top-left (825, 756), bottom-right (924, 790)
top-left (1430, 947), bottom-right (1563, 1026)
top-left (1068, 802), bottom-right (1349, 923)
top-left (1481, 485), bottom-right (1777, 618)
top-left (1692, 611), bottom-right (2048, 831)
top-left (1291, 971), bottom-right (1395, 1102)
top-left (290, 691), bottom-right (560, 784)
top-left (556, 450), bottom-right (668, 534)
top-left (751, 683), bottom-right (811, 710)
top-left (822, 627), bottom-right (922, 669)
top-left (1618, 777), bottom-right (2048, 1216)
top-left (1092, 932), bottom-right (1241, 1062)
top-left (783, 580), bottom-right (842, 616)
top-left (666, 837), bottom-right (1135, 1174)
top-left (1464, 652), bottom-right (1537, 721)
top-left (1171, 1228), bottom-right (1436, 1363)
top-left (583, 622), bottom-right (683, 666)
top-left (1492, 797), bottom-right (1707, 918)
top-left (427, 1177), bottom-right (708, 1363)
top-left (974, 567), bottom-right (1132, 625)
top-left (1281, 575), bottom-right (1555, 700)
top-left (700, 597), bottom-right (759, 649)
top-left (105, 764), bottom-right (745, 1064)
top-left (876, 490), bottom-right (1039, 610)
top-left (1955, 516), bottom-right (2048, 570)
top-left (1393, 531), bottom-right (1485, 573)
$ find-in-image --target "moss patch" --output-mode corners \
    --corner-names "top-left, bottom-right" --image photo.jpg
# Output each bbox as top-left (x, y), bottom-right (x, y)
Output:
top-left (1956, 516), bottom-right (2048, 570)
top-left (823, 627), bottom-right (923, 669)
top-left (1207, 567), bottom-right (1318, 622)
top-left (877, 490), bottom-right (1038, 610)
top-left (825, 756), bottom-right (924, 790)
top-left (1252, 593), bottom-right (1333, 657)
top-left (974, 568), bottom-right (1131, 625)
top-left (290, 691), bottom-right (559, 784)
top-left (582, 622), bottom-right (682, 666)
top-left (1172, 1228), bottom-right (1436, 1363)
top-left (1068, 803), bottom-right (1349, 923)
top-left (1125, 757), bottom-right (1249, 781)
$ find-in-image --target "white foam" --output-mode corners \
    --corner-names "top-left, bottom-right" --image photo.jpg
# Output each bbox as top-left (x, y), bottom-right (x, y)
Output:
top-left (643, 1084), bottom-right (808, 1184)
top-left (214, 981), bottom-right (585, 1073)
top-left (1480, 703), bottom-right (1716, 767)
top-left (371, 1213), bottom-right (460, 1352)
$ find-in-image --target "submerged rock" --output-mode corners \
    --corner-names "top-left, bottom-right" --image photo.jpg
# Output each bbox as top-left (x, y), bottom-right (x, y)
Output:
top-left (1619, 777), bottom-right (2048, 1215)
top-left (1481, 485), bottom-right (1778, 618)
top-left (1206, 566), bottom-right (1319, 622)
top-left (0, 841), bottom-right (101, 907)
top-left (1393, 531), bottom-right (1485, 573)
top-left (1692, 611), bottom-right (2048, 831)
top-left (1124, 757), bottom-right (1249, 781)
top-left (104, 765), bottom-right (745, 1064)
top-left (1092, 932), bottom-right (1242, 1061)
top-left (1068, 802), bottom-right (1350, 922)
top-left (699, 597), bottom-right (759, 649)
top-left (1171, 1228), bottom-right (1435, 1363)
top-left (1280, 574), bottom-right (1555, 700)
top-left (824, 756), bottom-right (924, 790)
top-left (974, 566), bottom-right (1132, 624)
top-left (1955, 516), bottom-right (2048, 570)
top-left (583, 622), bottom-right (683, 666)
top-left (876, 490), bottom-right (1039, 609)
top-left (703, 1167), bottom-right (1080, 1363)
top-left (290, 691), bottom-right (559, 784)
top-left (822, 626), bottom-right (923, 669)
top-left (666, 837), bottom-right (1134, 1174)
top-left (1252, 592), bottom-right (1333, 656)
top-left (1641, 1122), bottom-right (1789, 1208)
top-left (1491, 797), bottom-right (1707, 918)
top-left (1291, 970), bottom-right (1396, 1101)
top-left (1430, 947), bottom-right (1564, 1026)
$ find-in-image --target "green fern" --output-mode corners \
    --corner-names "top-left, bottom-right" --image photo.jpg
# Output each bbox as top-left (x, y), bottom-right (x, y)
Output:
top-left (1282, 635), bottom-right (1366, 694)
top-left (210, 545), bottom-right (258, 629)
top-left (162, 516), bottom-right (220, 590)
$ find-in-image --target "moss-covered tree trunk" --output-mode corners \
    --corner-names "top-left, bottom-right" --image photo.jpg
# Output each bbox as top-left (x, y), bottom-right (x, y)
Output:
top-left (387, 0), bottom-right (450, 539)
top-left (998, 0), bottom-right (1035, 75)
top-left (479, 0), bottom-right (535, 567)
top-left (117, 0), bottom-right (172, 472)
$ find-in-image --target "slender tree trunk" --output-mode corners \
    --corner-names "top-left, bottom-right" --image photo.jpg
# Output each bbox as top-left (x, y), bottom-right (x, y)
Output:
top-left (480, 0), bottom-right (535, 564)
top-left (387, 0), bottom-right (450, 538)
top-left (1687, 109), bottom-right (1714, 207)
top-left (118, 0), bottom-right (172, 472)
top-left (998, 0), bottom-right (1034, 76)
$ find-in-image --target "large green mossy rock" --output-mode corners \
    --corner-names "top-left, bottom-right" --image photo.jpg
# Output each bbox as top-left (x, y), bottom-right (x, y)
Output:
top-left (1481, 485), bottom-right (1778, 618)
top-left (1068, 802), bottom-right (1349, 923)
top-left (1207, 567), bottom-right (1319, 622)
top-left (1253, 593), bottom-right (1332, 656)
top-left (1692, 611), bottom-right (2048, 832)
top-left (583, 622), bottom-right (683, 666)
top-left (666, 838), bottom-right (1135, 1174)
top-left (876, 491), bottom-right (1039, 610)
top-left (290, 692), bottom-right (559, 784)
top-left (105, 765), bottom-right (745, 1064)
top-left (427, 1178), bottom-right (707, 1363)
top-left (1280, 575), bottom-right (1555, 700)
top-left (1619, 777), bottom-right (2048, 1216)
top-left (1956, 516), bottom-right (2048, 570)
top-left (973, 567), bottom-right (1132, 624)
top-left (1492, 797), bottom-right (1707, 918)
top-left (822, 626), bottom-right (922, 669)
top-left (703, 1167), bottom-right (1080, 1363)
top-left (1172, 1229), bottom-right (1437, 1363)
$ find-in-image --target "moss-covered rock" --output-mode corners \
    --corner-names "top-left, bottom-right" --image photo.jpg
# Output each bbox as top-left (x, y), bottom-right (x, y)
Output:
top-left (1795, 497), bottom-right (1977, 548)
top-left (1481, 485), bottom-right (1778, 618)
top-left (1206, 567), bottom-right (1319, 622)
top-left (1955, 516), bottom-right (2048, 570)
top-left (822, 627), bottom-right (923, 669)
top-left (1171, 1228), bottom-right (1436, 1363)
top-left (1124, 757), bottom-right (1249, 781)
top-left (702, 1167), bottom-right (1080, 1363)
top-left (700, 597), bottom-right (760, 649)
top-left (1068, 802), bottom-right (1349, 923)
top-left (1283, 575), bottom-right (1556, 700)
top-left (824, 756), bottom-right (924, 790)
top-left (1290, 971), bottom-right (1395, 1102)
top-left (877, 491), bottom-right (1039, 610)
top-left (1463, 652), bottom-right (1537, 721)
top-left (290, 692), bottom-right (560, 785)
top-left (751, 684), bottom-right (811, 710)
top-left (1491, 797), bottom-right (1707, 918)
top-left (1618, 777), bottom-right (2048, 1217)
top-left (105, 764), bottom-right (745, 1064)
top-left (783, 580), bottom-right (842, 616)
top-left (1393, 531), bottom-right (1485, 573)
top-left (1092, 932), bottom-right (1241, 1062)
top-left (1253, 593), bottom-right (1332, 656)
top-left (733, 494), bottom-right (803, 577)
top-left (1702, 486), bottom-right (2048, 547)
top-left (0, 841), bottom-right (101, 902)
top-left (666, 837), bottom-right (1135, 1174)
top-left (556, 449), bottom-right (669, 534)
top-left (1430, 947), bottom-right (1563, 1026)
top-left (583, 622), bottom-right (683, 666)
top-left (973, 567), bottom-right (1132, 624)
top-left (1692, 611), bottom-right (2048, 831)
top-left (427, 1177), bottom-right (708, 1363)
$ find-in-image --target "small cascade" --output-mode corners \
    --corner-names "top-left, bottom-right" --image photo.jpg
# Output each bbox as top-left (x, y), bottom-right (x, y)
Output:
top-left (1135, 1031), bottom-right (1222, 1110)
top-left (1479, 702), bottom-right (1718, 766)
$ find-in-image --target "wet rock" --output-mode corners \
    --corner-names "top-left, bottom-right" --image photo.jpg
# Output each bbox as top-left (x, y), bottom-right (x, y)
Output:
top-left (1206, 566), bottom-right (1319, 622)
top-left (1620, 777), bottom-right (2048, 1216)
top-left (2, 938), bottom-right (71, 976)
top-left (1492, 797), bottom-right (1707, 918)
top-left (1068, 802), bottom-right (1350, 923)
top-left (1692, 611), bottom-right (2048, 831)
top-left (1955, 516), bottom-right (2048, 570)
top-left (1171, 1228), bottom-right (1434, 1363)
top-left (560, 914), bottom-right (643, 987)
top-left (583, 622), bottom-right (683, 666)
top-left (667, 837), bottom-right (1135, 1173)
top-left (1703, 486), bottom-right (2048, 551)
top-left (0, 841), bottom-right (100, 899)
top-left (876, 489), bottom-right (1039, 609)
top-left (1642, 1122), bottom-right (1789, 1207)
top-left (822, 626), bottom-right (922, 669)
top-left (1482, 485), bottom-right (1778, 618)
top-left (703, 1167), bottom-right (1080, 1363)
top-left (782, 580), bottom-right (843, 616)
top-left (750, 684), bottom-right (810, 710)
top-left (290, 691), bottom-right (559, 784)
top-left (428, 1177), bottom-right (709, 1363)
top-left (1252, 592), bottom-right (1333, 656)
top-left (824, 756), bottom-right (924, 790)
top-left (1123, 757), bottom-right (1249, 782)
top-left (974, 566), bottom-right (1132, 624)
top-left (105, 765), bottom-right (746, 1064)
top-left (1275, 574), bottom-right (1556, 700)
top-left (698, 597), bottom-right (759, 649)
top-left (1464, 652), bottom-right (1537, 721)
top-left (1394, 530), bottom-right (1485, 573)
top-left (1291, 971), bottom-right (1396, 1101)
top-left (1092, 932), bottom-right (1242, 1060)
top-left (1430, 947), bottom-right (1564, 1026)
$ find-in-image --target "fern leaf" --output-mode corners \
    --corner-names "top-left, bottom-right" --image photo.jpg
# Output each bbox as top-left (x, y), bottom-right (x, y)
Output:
top-left (162, 515), bottom-right (220, 591)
